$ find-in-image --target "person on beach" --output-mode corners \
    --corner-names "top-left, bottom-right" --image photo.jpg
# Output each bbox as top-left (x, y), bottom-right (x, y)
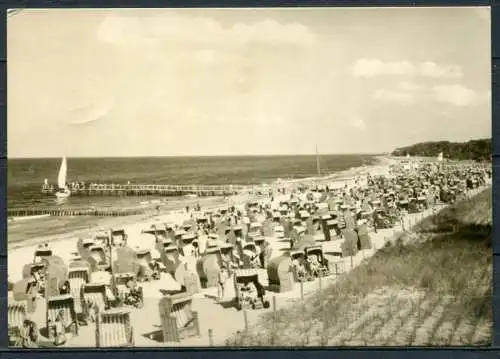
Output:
top-left (124, 280), bottom-right (143, 308)
top-left (8, 318), bottom-right (38, 348)
top-left (217, 265), bottom-right (230, 302)
top-left (52, 310), bottom-right (67, 346)
top-left (292, 256), bottom-right (307, 282)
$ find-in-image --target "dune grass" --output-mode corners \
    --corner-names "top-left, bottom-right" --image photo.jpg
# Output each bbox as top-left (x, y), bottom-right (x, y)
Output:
top-left (226, 188), bottom-right (492, 346)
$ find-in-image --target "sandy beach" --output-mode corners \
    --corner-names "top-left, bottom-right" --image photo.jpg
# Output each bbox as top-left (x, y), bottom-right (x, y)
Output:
top-left (7, 157), bottom-right (392, 345)
top-left (8, 155), bottom-right (490, 347)
top-left (8, 156), bottom-right (389, 279)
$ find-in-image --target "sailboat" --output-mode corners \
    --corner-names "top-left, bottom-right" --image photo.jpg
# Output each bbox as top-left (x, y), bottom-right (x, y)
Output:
top-left (55, 156), bottom-right (71, 199)
top-left (437, 152), bottom-right (444, 162)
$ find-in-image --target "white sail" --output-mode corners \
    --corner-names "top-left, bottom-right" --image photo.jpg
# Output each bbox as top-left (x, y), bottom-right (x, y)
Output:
top-left (437, 152), bottom-right (443, 162)
top-left (57, 156), bottom-right (67, 189)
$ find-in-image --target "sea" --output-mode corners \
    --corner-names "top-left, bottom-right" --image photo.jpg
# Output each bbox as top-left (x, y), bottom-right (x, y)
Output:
top-left (7, 155), bottom-right (378, 245)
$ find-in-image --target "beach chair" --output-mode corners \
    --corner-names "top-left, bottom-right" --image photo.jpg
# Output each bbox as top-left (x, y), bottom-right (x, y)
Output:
top-left (233, 269), bottom-right (269, 310)
top-left (160, 243), bottom-right (181, 275)
top-left (267, 255), bottom-right (294, 293)
top-left (341, 229), bottom-right (359, 258)
top-left (8, 302), bottom-right (39, 347)
top-left (83, 283), bottom-right (109, 314)
top-left (135, 248), bottom-right (160, 281)
top-left (110, 228), bottom-right (128, 247)
top-left (158, 292), bottom-right (200, 342)
top-left (196, 247), bottom-right (221, 288)
top-left (290, 249), bottom-right (309, 282)
top-left (321, 217), bottom-right (338, 241)
top-left (304, 245), bottom-right (330, 278)
top-left (247, 222), bottom-right (263, 241)
top-left (112, 273), bottom-right (143, 307)
top-left (95, 308), bottom-right (134, 347)
top-left (218, 243), bottom-right (237, 267)
top-left (42, 256), bottom-right (70, 299)
top-left (13, 277), bottom-right (39, 313)
top-left (356, 223), bottom-right (372, 250)
top-left (68, 263), bottom-right (90, 315)
top-left (240, 241), bottom-right (260, 269)
top-left (22, 262), bottom-right (45, 280)
top-left (8, 302), bottom-right (26, 345)
top-left (46, 294), bottom-right (79, 340)
top-left (88, 245), bottom-right (111, 272)
top-left (112, 273), bottom-right (135, 301)
top-left (232, 225), bottom-right (244, 241)
top-left (262, 219), bottom-right (274, 237)
top-left (33, 245), bottom-right (53, 264)
top-left (8, 302), bottom-right (27, 331)
top-left (174, 262), bottom-right (201, 295)
top-left (179, 233), bottom-right (197, 255)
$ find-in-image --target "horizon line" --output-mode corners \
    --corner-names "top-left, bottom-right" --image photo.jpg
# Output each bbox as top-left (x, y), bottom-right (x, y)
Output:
top-left (8, 152), bottom-right (386, 160)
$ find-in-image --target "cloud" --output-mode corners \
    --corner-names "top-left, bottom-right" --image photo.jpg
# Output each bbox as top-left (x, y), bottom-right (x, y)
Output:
top-left (350, 117), bottom-right (366, 130)
top-left (373, 89), bottom-right (414, 104)
top-left (431, 84), bottom-right (480, 107)
top-left (97, 13), bottom-right (317, 48)
top-left (353, 59), bottom-right (463, 79)
top-left (398, 81), bottom-right (421, 92)
top-left (418, 61), bottom-right (462, 79)
top-left (353, 59), bottom-right (416, 77)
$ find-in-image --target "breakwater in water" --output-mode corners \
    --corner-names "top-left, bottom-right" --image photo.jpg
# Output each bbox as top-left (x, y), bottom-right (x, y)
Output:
top-left (8, 207), bottom-right (144, 217)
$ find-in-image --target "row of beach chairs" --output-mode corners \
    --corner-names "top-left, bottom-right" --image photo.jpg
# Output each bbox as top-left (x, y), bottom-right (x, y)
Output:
top-left (9, 269), bottom-right (200, 347)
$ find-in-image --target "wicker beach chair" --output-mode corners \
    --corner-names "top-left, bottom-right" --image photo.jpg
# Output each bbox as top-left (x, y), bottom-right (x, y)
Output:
top-left (233, 268), bottom-right (268, 310)
top-left (95, 308), bottom-right (134, 347)
top-left (8, 302), bottom-right (27, 345)
top-left (267, 255), bottom-right (294, 293)
top-left (82, 283), bottom-right (109, 314)
top-left (8, 302), bottom-right (39, 348)
top-left (304, 245), bottom-right (330, 278)
top-left (46, 294), bottom-right (79, 340)
top-left (158, 292), bottom-right (200, 342)
top-left (68, 263), bottom-right (90, 315)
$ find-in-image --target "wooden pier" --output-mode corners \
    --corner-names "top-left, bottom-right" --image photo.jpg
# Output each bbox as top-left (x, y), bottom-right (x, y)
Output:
top-left (8, 207), bottom-right (144, 218)
top-left (41, 183), bottom-right (253, 197)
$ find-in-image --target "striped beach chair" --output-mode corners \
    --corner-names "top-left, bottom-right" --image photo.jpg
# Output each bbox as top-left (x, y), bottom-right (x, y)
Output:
top-left (111, 273), bottom-right (136, 303)
top-left (8, 302), bottom-right (27, 346)
top-left (158, 292), bottom-right (200, 342)
top-left (8, 302), bottom-right (26, 330)
top-left (46, 294), bottom-right (79, 340)
top-left (233, 268), bottom-right (267, 310)
top-left (68, 264), bottom-right (90, 315)
top-left (83, 283), bottom-right (109, 314)
top-left (8, 302), bottom-right (39, 347)
top-left (95, 308), bottom-right (134, 347)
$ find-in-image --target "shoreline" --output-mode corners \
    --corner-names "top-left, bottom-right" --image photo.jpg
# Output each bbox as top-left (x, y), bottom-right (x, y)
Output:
top-left (7, 156), bottom-right (490, 347)
top-left (7, 156), bottom-right (389, 281)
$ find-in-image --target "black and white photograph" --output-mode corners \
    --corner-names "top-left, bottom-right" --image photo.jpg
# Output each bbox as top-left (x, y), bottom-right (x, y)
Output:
top-left (6, 7), bottom-right (492, 347)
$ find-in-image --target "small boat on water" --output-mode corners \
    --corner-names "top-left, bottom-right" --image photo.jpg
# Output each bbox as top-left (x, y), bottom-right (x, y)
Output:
top-left (55, 156), bottom-right (71, 199)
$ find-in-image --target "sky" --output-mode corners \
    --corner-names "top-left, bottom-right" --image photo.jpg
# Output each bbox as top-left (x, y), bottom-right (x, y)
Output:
top-left (7, 7), bottom-right (491, 158)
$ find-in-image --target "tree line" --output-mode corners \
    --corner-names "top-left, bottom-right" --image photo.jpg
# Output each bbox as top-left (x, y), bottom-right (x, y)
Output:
top-left (391, 138), bottom-right (491, 162)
